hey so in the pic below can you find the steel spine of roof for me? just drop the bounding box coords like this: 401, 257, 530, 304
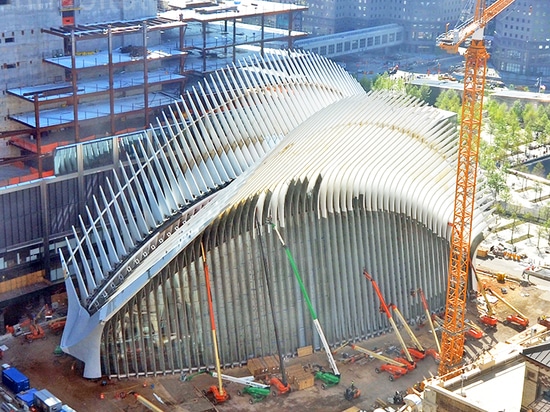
222, 91, 488, 242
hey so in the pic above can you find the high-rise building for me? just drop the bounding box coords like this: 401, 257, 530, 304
297, 0, 549, 76
0, 0, 306, 184
298, 0, 464, 53
492, 0, 550, 77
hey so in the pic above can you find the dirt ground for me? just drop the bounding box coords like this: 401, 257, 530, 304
2, 260, 549, 412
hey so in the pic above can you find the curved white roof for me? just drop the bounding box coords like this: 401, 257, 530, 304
225, 91, 488, 240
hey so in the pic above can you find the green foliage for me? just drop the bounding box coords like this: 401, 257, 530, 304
373, 73, 406, 92
359, 76, 373, 92
485, 167, 509, 198
533, 162, 545, 178
434, 89, 461, 114
406, 84, 432, 104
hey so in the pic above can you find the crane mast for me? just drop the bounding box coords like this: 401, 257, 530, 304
437, 0, 515, 377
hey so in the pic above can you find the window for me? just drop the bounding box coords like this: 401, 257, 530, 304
5, 37, 14, 43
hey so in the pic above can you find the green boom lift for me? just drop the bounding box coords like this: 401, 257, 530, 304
271, 222, 341, 388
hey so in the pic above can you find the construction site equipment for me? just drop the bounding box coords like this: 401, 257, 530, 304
464, 320, 484, 340
351, 345, 415, 370
344, 383, 361, 401
472, 265, 498, 328
237, 386, 271, 404
25, 323, 45, 342
271, 223, 340, 385
34, 388, 62, 412
416, 288, 441, 353
362, 270, 415, 364
129, 392, 164, 412
315, 370, 341, 389
486, 288, 529, 330
211, 372, 269, 389
435, 314, 482, 340
256, 218, 291, 396
269, 376, 291, 396
374, 364, 408, 382
436, 0, 516, 377
200, 243, 230, 405
538, 316, 550, 329
48, 318, 66, 335
389, 305, 426, 361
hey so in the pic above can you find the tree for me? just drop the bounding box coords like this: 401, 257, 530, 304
373, 73, 406, 93
499, 190, 512, 211
510, 210, 518, 244
533, 162, 545, 178
359, 76, 374, 92
406, 84, 432, 105
534, 181, 543, 202
515, 164, 529, 190
525, 212, 533, 240
485, 167, 508, 198
434, 89, 461, 114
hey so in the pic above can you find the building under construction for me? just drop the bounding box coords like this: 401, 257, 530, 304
55, 51, 492, 379
0, 0, 306, 183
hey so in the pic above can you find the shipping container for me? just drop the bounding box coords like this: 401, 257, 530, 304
1, 367, 30, 394
34, 389, 62, 412
16, 388, 37, 408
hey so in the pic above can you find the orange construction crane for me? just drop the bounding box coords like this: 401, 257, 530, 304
436, 0, 516, 377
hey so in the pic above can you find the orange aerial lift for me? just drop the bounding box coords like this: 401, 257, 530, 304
415, 289, 441, 354
200, 243, 231, 405
25, 322, 46, 342
436, 0, 516, 377
464, 319, 484, 340
362, 270, 416, 366
389, 304, 426, 361
471, 265, 498, 328
486, 288, 529, 330
350, 344, 414, 381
